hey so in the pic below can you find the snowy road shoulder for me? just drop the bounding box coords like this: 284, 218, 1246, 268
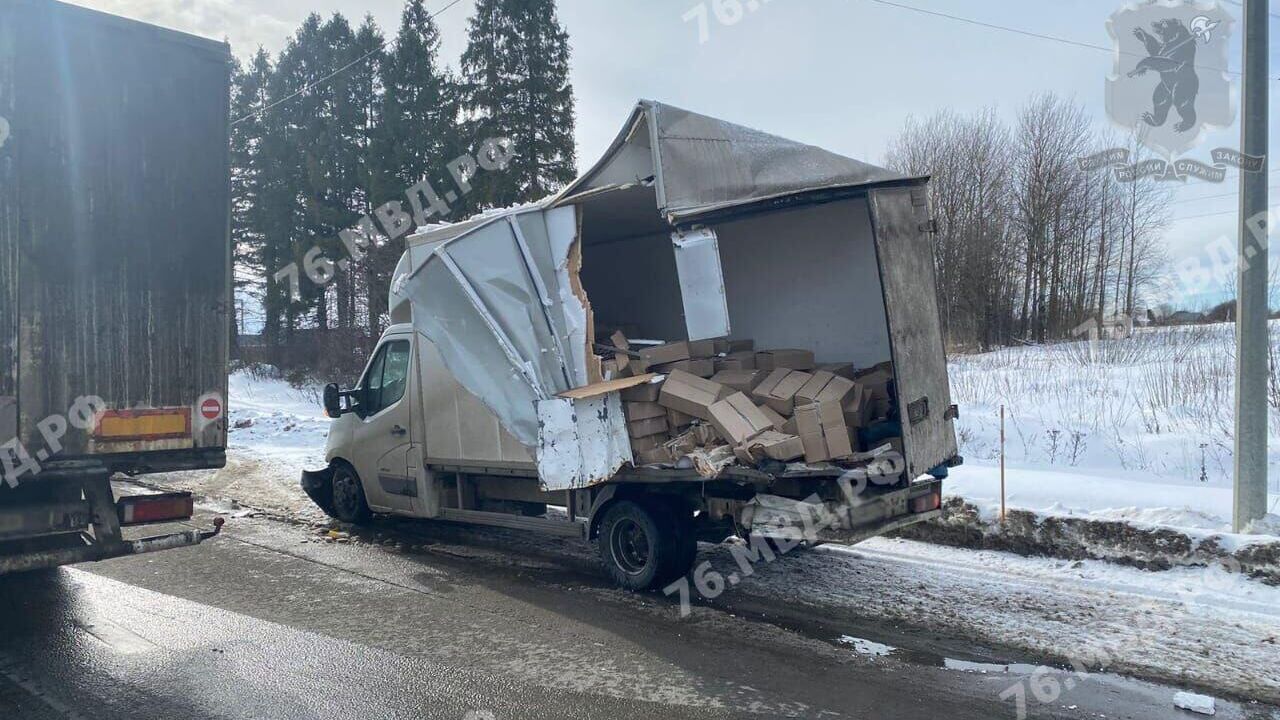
716, 535, 1280, 708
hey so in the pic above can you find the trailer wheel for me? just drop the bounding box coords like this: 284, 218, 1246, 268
330, 465, 372, 525
597, 501, 678, 591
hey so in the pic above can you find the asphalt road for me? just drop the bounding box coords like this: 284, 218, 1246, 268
0, 505, 1274, 720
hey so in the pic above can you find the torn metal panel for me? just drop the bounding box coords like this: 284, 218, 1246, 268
397, 207, 597, 464
671, 229, 731, 341
535, 393, 631, 491
555, 99, 919, 224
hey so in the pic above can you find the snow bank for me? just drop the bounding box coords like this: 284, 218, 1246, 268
947, 322, 1280, 538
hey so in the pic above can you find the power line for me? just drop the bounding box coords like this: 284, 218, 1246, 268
1219, 0, 1280, 22
1172, 180, 1280, 203
1173, 204, 1278, 222
856, 0, 1269, 80
231, 0, 466, 127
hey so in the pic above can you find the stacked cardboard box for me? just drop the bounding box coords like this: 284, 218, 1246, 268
605, 337, 899, 469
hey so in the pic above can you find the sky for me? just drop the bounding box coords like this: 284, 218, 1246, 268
70, 0, 1279, 309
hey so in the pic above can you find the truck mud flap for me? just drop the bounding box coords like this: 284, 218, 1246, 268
301, 467, 336, 515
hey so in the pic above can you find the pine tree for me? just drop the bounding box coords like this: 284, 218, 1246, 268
384, 0, 457, 191
350, 15, 391, 336
460, 0, 576, 212
229, 50, 272, 343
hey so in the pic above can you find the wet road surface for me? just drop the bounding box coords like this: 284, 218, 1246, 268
0, 505, 1275, 720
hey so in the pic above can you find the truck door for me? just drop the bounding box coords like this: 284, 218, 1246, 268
868, 186, 959, 479
350, 338, 416, 514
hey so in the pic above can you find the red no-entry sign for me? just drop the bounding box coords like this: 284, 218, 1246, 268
200, 398, 222, 420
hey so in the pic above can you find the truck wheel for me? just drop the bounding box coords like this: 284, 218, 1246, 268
330, 465, 372, 525
597, 501, 678, 591
655, 503, 698, 584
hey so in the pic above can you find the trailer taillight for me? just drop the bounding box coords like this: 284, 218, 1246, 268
118, 493, 195, 526
911, 490, 941, 514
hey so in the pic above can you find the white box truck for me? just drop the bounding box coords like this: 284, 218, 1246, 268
303, 101, 960, 589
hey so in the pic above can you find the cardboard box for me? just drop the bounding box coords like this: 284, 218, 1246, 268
714, 357, 743, 373
628, 416, 669, 439
707, 392, 773, 445
713, 338, 731, 355
688, 339, 718, 358
601, 358, 620, 379
610, 331, 632, 374
658, 369, 731, 421
796, 371, 858, 408
653, 357, 716, 378
781, 416, 798, 435
690, 423, 718, 446
751, 369, 813, 415
856, 365, 895, 419
756, 349, 815, 371
818, 362, 858, 380
638, 341, 690, 369
625, 401, 666, 421
714, 352, 757, 373
738, 430, 805, 462
636, 446, 674, 465
711, 369, 766, 394
819, 400, 855, 459
621, 379, 664, 403
727, 339, 755, 353
756, 403, 787, 432
793, 403, 829, 462
666, 408, 696, 430
725, 350, 757, 369
843, 384, 874, 428
630, 434, 666, 452
792, 401, 856, 462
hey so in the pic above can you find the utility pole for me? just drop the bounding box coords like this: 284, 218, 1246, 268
1234, 0, 1270, 533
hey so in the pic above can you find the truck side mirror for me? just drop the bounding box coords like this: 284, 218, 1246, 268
323, 383, 343, 418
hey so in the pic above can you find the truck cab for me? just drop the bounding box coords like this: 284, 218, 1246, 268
321, 326, 421, 520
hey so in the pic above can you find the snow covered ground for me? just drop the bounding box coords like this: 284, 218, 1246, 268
148, 368, 330, 520
743, 536, 1280, 706
947, 321, 1280, 537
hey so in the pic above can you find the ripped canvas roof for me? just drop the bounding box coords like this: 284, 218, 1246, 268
554, 99, 918, 223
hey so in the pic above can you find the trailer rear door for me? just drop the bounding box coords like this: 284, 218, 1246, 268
868, 185, 958, 479
0, 11, 15, 450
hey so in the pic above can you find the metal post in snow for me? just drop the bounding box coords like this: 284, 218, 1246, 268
1000, 404, 1007, 523
1233, 0, 1270, 533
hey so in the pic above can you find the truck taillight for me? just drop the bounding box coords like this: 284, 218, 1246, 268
118, 493, 195, 526
911, 490, 941, 514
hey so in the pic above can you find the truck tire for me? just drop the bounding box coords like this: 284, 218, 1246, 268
330, 465, 372, 525
652, 501, 698, 584
597, 500, 680, 591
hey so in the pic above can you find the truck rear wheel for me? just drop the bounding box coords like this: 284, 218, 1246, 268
330, 465, 372, 525
598, 501, 681, 591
